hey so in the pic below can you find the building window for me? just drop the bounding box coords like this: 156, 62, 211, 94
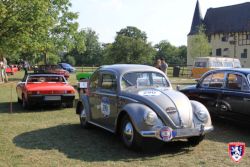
222, 34, 228, 41
241, 49, 247, 58
207, 35, 211, 43
247, 34, 250, 39
216, 48, 221, 56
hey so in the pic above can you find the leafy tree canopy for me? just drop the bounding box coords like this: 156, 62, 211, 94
189, 24, 212, 59
116, 26, 147, 41
104, 35, 156, 65
0, 0, 86, 63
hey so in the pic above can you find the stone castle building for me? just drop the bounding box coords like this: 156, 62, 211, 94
187, 0, 250, 68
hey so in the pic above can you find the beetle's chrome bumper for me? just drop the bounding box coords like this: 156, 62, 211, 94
140, 125, 214, 138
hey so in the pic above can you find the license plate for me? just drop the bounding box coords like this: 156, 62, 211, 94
44, 96, 61, 101
79, 82, 88, 88
173, 128, 200, 137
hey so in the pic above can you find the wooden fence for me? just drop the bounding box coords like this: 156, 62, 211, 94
75, 64, 193, 77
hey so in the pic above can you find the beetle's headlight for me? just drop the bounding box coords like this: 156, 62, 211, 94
144, 111, 157, 126
195, 107, 208, 122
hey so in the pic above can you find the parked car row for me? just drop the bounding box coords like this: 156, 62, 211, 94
17, 64, 250, 152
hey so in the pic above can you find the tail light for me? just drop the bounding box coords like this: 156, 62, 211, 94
64, 90, 75, 94
86, 81, 89, 96
27, 91, 38, 94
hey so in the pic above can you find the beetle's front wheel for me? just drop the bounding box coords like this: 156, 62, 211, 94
120, 115, 140, 150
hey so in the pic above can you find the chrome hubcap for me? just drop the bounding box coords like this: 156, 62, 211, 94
123, 122, 133, 143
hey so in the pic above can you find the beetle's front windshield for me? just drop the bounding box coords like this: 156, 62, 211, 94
121, 72, 170, 88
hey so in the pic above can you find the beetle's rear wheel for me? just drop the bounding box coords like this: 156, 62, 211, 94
79, 105, 91, 129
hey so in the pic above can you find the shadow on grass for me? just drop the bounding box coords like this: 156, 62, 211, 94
0, 101, 72, 114
13, 124, 193, 162
205, 116, 250, 145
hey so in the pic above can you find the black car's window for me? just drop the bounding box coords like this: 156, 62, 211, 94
209, 73, 225, 88
200, 74, 212, 87
101, 74, 117, 91
226, 73, 249, 91
89, 73, 99, 90
122, 72, 169, 88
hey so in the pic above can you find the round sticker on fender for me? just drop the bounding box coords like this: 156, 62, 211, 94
138, 90, 161, 96
101, 97, 110, 118
155, 127, 173, 141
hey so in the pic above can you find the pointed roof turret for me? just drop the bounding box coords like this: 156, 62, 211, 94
188, 0, 203, 35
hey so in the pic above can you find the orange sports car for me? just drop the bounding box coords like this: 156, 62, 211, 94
16, 74, 75, 109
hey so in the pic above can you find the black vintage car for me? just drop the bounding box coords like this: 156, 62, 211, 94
179, 68, 250, 124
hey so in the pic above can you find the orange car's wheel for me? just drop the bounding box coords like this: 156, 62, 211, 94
22, 95, 29, 109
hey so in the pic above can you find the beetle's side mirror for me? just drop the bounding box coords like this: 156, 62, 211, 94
176, 85, 180, 90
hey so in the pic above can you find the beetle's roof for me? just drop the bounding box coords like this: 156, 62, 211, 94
97, 64, 164, 75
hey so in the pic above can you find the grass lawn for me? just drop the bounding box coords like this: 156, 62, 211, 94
0, 70, 249, 166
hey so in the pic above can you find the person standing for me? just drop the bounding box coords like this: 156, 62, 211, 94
160, 58, 168, 76
155, 59, 161, 70
23, 57, 29, 75
0, 55, 8, 82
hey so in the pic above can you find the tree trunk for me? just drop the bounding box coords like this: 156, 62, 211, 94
45, 52, 47, 64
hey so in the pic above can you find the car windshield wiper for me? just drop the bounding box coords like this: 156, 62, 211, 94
122, 77, 135, 86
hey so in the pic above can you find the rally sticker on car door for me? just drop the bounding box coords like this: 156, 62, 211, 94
101, 97, 110, 118
138, 90, 161, 96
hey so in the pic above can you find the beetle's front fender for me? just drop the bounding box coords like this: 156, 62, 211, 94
117, 103, 165, 135
190, 100, 212, 130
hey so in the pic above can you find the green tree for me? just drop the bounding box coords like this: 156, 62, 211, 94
0, 0, 86, 63
178, 45, 187, 64
66, 55, 76, 66
116, 26, 147, 41
189, 24, 212, 59
106, 35, 156, 64
154, 40, 178, 64
66, 28, 102, 65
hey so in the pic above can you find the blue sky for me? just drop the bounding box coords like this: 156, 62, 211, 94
70, 0, 249, 47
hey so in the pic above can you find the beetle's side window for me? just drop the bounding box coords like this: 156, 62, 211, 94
226, 73, 249, 91
209, 73, 225, 88
89, 73, 99, 90
200, 74, 212, 87
101, 74, 117, 91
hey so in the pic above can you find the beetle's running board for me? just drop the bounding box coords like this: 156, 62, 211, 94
88, 121, 115, 133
